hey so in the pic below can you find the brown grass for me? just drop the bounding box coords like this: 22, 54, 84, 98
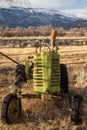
0, 46, 87, 130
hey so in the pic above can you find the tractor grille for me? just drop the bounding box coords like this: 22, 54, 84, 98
34, 58, 43, 89
51, 59, 60, 87
33, 52, 60, 93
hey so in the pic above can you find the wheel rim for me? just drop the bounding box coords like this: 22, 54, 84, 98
7, 98, 20, 122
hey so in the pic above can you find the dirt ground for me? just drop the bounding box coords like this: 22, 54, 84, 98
0, 46, 87, 130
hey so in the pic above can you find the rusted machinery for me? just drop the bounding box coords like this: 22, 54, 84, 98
0, 34, 83, 125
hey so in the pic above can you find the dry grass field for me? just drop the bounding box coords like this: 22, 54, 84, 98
0, 45, 87, 130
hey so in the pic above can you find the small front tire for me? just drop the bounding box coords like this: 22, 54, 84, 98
1, 93, 21, 124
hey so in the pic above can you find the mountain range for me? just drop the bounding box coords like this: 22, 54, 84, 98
0, 6, 87, 29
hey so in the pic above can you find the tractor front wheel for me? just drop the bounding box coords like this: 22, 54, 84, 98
1, 93, 21, 124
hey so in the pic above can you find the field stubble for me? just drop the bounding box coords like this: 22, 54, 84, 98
0, 45, 87, 130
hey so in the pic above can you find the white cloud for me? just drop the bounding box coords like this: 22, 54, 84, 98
0, 0, 85, 9
62, 8, 87, 19
0, 0, 31, 8
30, 0, 78, 9
29, 0, 87, 19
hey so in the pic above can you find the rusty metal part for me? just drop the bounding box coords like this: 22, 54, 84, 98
0, 52, 20, 65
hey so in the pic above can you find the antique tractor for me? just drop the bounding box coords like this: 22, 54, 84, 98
1, 35, 83, 125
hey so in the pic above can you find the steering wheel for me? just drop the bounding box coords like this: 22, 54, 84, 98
36, 43, 50, 53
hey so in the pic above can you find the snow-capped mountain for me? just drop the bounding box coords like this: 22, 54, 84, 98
0, 6, 87, 29
0, 0, 31, 8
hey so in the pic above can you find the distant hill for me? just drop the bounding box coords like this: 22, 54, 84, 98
0, 7, 87, 29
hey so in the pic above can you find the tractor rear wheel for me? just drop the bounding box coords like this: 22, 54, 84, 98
71, 94, 83, 124
60, 64, 68, 93
1, 93, 21, 124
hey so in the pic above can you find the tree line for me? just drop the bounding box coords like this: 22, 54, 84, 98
0, 25, 86, 37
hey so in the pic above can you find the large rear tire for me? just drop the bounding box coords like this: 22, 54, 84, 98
60, 64, 68, 93
1, 93, 21, 124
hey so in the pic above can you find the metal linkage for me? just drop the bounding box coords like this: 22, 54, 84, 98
0, 52, 20, 65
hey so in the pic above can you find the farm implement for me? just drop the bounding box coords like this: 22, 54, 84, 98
0, 32, 83, 125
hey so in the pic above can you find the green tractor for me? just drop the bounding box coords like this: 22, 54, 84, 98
1, 39, 83, 125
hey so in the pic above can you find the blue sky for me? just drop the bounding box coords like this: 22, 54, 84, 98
30, 0, 87, 19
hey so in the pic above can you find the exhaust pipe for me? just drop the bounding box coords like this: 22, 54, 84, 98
50, 30, 57, 51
